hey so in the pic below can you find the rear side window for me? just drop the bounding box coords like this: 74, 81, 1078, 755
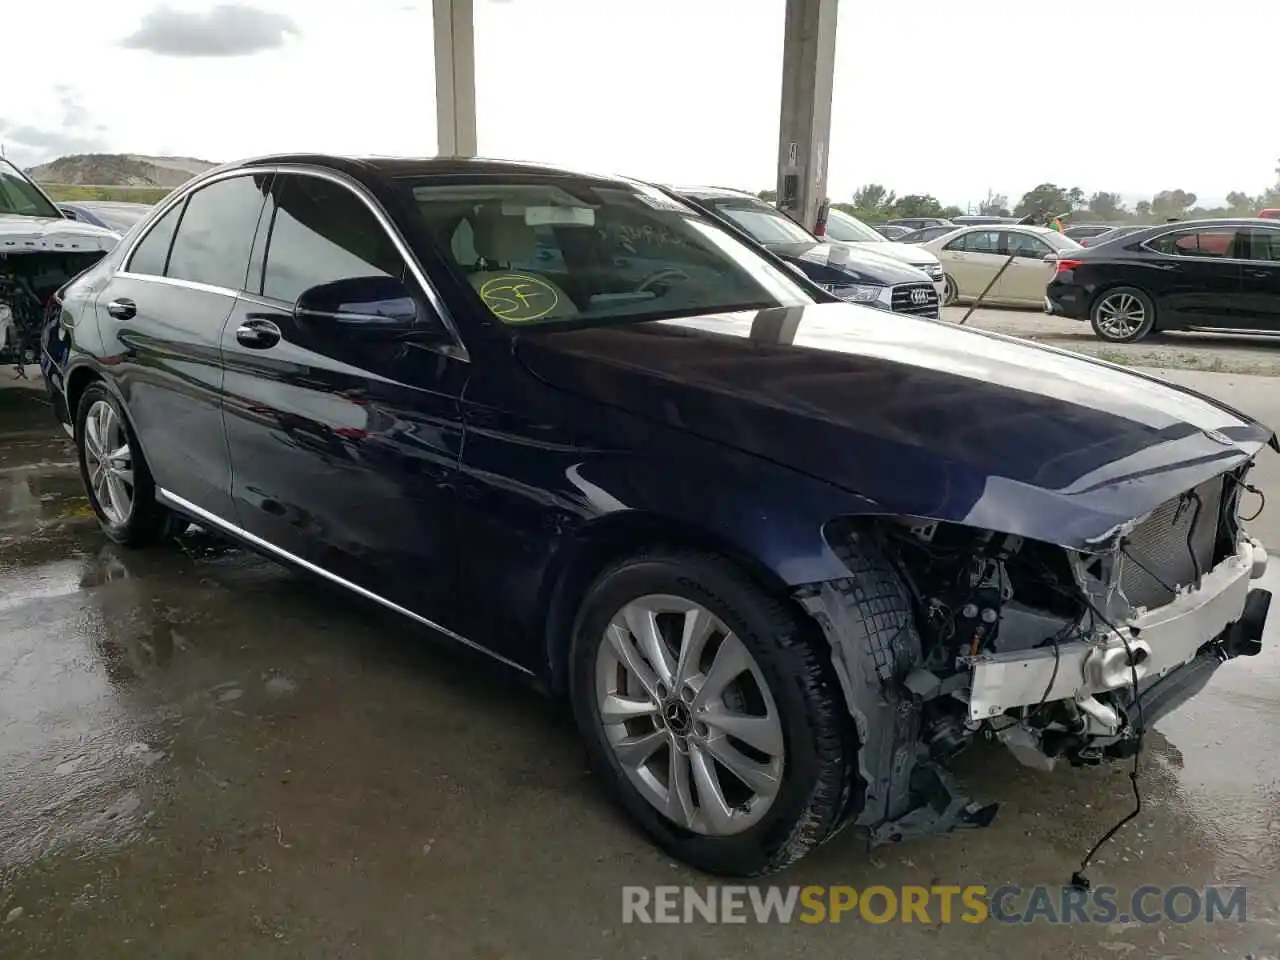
945, 230, 999, 253
1146, 228, 1239, 259
126, 201, 184, 276
1245, 229, 1280, 262
261, 174, 404, 304
167, 175, 270, 290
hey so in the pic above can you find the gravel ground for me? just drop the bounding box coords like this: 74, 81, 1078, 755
947, 306, 1280, 377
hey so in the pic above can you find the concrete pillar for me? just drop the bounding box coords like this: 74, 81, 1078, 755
775, 0, 838, 232
433, 0, 477, 157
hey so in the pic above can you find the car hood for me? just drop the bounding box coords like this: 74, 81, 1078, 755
766, 241, 932, 285
828, 239, 940, 268
0, 214, 119, 252
515, 302, 1275, 549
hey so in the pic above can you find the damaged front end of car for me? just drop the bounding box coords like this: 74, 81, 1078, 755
1, 249, 110, 369
796, 462, 1271, 844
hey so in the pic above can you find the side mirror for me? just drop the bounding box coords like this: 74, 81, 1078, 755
294, 275, 428, 337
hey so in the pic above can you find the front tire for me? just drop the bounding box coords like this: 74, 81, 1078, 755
569, 550, 857, 876
75, 383, 184, 547
942, 274, 959, 306
1090, 286, 1155, 342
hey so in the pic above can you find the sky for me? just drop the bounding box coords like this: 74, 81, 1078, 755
4, 0, 1277, 210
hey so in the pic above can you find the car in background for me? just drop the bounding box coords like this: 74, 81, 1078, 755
884, 216, 954, 231
41, 153, 1274, 878
1062, 224, 1114, 243
951, 215, 1018, 226
1078, 224, 1150, 247
820, 208, 946, 297
872, 223, 914, 240
897, 224, 961, 245
0, 159, 118, 363
922, 224, 1081, 307
1046, 218, 1280, 341
57, 201, 153, 234
1258, 209, 1280, 220
673, 186, 940, 316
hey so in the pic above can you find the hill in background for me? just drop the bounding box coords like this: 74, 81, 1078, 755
25, 153, 217, 188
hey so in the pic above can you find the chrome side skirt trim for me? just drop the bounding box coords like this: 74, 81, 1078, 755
156, 488, 532, 677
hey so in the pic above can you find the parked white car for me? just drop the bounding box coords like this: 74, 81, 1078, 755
823, 208, 945, 300
922, 224, 1081, 307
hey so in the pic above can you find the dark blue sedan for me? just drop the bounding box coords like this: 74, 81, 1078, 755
41, 154, 1274, 876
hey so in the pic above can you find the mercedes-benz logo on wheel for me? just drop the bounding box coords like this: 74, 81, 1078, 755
910, 289, 929, 305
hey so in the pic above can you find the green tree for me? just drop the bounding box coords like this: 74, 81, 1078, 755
1150, 189, 1197, 220
756, 189, 777, 202
1226, 191, 1259, 216
1014, 183, 1069, 218
1066, 187, 1086, 211
1134, 199, 1153, 219
893, 194, 943, 218
852, 182, 896, 215
939, 205, 965, 219
1087, 191, 1126, 220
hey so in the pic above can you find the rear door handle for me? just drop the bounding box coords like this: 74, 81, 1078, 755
235, 318, 281, 349
106, 298, 136, 321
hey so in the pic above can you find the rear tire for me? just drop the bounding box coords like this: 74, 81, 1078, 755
75, 383, 185, 547
569, 549, 858, 877
1090, 286, 1156, 342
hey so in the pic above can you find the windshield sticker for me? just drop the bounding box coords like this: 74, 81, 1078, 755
478, 274, 560, 323
634, 193, 689, 213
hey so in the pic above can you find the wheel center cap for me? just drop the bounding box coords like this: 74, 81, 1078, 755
663, 700, 692, 734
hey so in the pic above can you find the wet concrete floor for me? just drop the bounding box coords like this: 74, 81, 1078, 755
2, 386, 1279, 959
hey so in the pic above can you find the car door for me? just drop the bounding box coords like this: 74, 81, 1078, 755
97, 172, 271, 520
1141, 227, 1246, 329
1238, 226, 1280, 329
996, 230, 1056, 304
940, 229, 1003, 298
218, 169, 469, 626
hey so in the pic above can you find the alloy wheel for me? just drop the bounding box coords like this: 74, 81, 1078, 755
594, 594, 785, 837
1094, 291, 1147, 340
83, 399, 135, 526
943, 275, 959, 306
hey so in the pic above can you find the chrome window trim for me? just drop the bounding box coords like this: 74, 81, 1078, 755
117, 163, 471, 362
156, 487, 532, 677
115, 272, 238, 298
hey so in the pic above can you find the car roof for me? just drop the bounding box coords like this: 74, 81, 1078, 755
666, 185, 759, 201
224, 153, 635, 187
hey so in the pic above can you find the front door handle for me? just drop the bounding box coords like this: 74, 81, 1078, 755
106, 298, 136, 321
235, 318, 281, 349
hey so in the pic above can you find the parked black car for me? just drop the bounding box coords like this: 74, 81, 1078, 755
1045, 218, 1280, 341
43, 156, 1273, 876
671, 187, 940, 317
1080, 224, 1151, 248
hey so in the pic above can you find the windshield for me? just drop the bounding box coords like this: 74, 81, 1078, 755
408, 180, 816, 330
0, 160, 62, 219
705, 199, 815, 245
824, 209, 886, 243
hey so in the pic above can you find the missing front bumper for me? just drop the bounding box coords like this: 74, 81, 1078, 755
964, 538, 1268, 720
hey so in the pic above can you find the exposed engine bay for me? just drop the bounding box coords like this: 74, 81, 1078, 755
1, 252, 104, 367
799, 464, 1271, 844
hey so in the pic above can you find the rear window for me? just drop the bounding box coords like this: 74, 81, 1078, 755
407, 180, 814, 329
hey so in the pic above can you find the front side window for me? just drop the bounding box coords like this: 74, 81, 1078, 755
0, 160, 61, 219
261, 175, 404, 303
408, 179, 814, 329
167, 175, 270, 290
1244, 229, 1280, 262
1003, 231, 1053, 259
126, 201, 185, 277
